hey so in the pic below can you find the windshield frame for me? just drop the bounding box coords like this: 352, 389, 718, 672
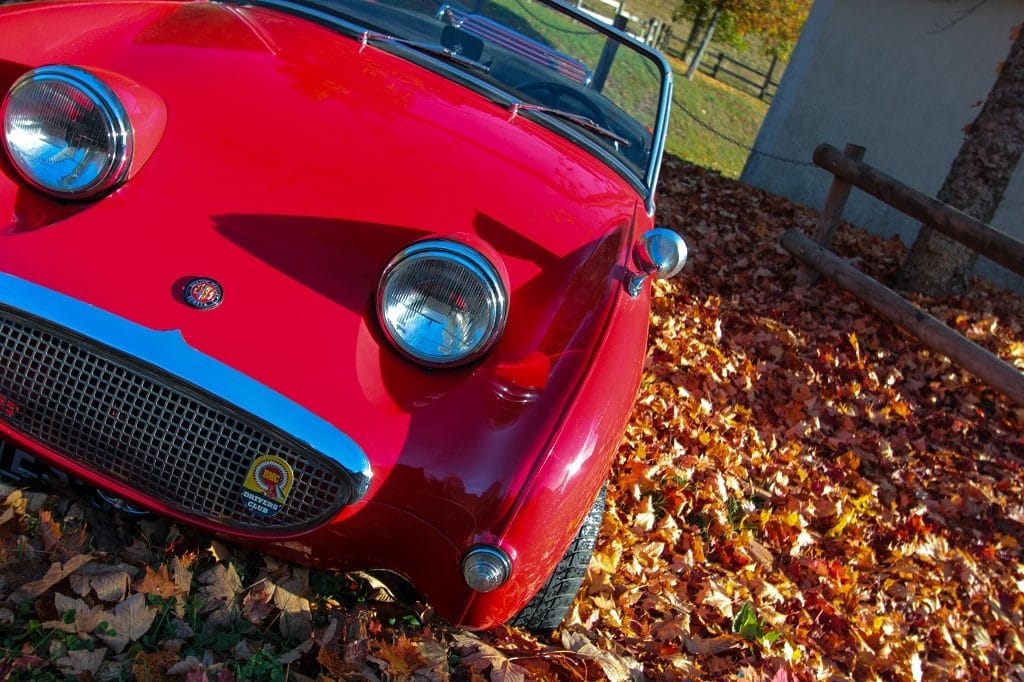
234, 0, 674, 213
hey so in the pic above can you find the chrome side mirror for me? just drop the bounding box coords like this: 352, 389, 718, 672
627, 228, 688, 296
634, 228, 688, 278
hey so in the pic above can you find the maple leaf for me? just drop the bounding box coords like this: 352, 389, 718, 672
206, 539, 233, 563
70, 562, 135, 602
317, 642, 355, 680
272, 569, 313, 640
414, 633, 449, 679
197, 562, 243, 628
453, 632, 513, 675
36, 510, 61, 553
279, 638, 315, 665
171, 556, 194, 594
698, 580, 735, 620
10, 554, 92, 604
685, 635, 742, 656
48, 593, 103, 634
135, 564, 184, 599
54, 648, 107, 677
490, 660, 527, 682
96, 592, 158, 653
1, 488, 28, 519
241, 579, 275, 625
561, 629, 632, 681
370, 634, 428, 678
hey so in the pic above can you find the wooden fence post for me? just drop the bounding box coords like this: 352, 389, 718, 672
798, 143, 865, 285
813, 144, 1024, 277
712, 52, 724, 78
760, 55, 778, 100
782, 230, 1024, 407
812, 143, 866, 248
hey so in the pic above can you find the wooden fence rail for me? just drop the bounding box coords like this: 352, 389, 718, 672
704, 51, 779, 101
783, 231, 1024, 405
813, 144, 1024, 277
782, 143, 1024, 407
575, 0, 672, 49
662, 35, 780, 101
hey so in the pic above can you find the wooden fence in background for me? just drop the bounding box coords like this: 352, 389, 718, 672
575, 0, 776, 100
575, 0, 673, 51
662, 35, 780, 101
701, 51, 779, 101
782, 143, 1024, 407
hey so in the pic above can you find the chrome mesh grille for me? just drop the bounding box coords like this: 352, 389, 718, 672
0, 307, 350, 531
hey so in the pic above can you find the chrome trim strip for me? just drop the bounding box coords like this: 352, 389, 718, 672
0, 273, 372, 497
647, 70, 673, 215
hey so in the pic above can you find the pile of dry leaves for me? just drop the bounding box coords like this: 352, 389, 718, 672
0, 156, 1021, 681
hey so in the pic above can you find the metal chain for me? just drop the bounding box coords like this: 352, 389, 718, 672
671, 98, 817, 167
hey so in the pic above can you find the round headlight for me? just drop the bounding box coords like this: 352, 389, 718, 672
378, 240, 508, 368
1, 65, 132, 198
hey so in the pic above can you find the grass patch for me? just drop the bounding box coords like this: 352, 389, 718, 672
665, 56, 768, 178
570, 0, 777, 178
451, 0, 769, 177
545, 1, 771, 177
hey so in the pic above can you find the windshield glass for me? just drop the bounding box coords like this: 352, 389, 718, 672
266, 0, 671, 193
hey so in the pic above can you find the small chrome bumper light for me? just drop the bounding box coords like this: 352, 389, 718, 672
461, 545, 512, 593
377, 239, 508, 368
1, 65, 132, 198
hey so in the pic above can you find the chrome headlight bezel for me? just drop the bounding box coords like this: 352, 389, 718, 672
1, 64, 133, 199
377, 239, 508, 368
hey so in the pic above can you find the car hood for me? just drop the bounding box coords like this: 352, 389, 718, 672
0, 0, 644, 540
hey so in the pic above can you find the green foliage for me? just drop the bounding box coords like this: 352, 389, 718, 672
670, 0, 810, 58
234, 649, 287, 681
726, 496, 745, 526
665, 60, 768, 177
731, 602, 782, 646
673, 0, 746, 51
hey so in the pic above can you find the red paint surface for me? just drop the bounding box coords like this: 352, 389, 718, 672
0, 0, 655, 627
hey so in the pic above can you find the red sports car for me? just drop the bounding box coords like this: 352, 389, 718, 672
0, 0, 685, 629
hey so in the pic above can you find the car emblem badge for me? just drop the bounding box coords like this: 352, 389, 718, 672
183, 278, 223, 310
241, 455, 294, 517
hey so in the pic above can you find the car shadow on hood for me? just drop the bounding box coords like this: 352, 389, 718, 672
213, 213, 428, 315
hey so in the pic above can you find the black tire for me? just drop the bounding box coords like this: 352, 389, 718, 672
510, 485, 607, 631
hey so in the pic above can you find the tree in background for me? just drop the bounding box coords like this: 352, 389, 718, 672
742, 0, 813, 59
895, 24, 1024, 295
675, 0, 810, 79
676, 1, 711, 62
675, 0, 736, 79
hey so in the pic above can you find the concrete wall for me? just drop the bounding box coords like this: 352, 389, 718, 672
741, 0, 1024, 291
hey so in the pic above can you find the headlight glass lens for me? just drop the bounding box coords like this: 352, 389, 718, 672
1, 65, 132, 198
378, 240, 507, 367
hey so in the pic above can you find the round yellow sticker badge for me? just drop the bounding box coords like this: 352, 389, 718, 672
241, 455, 294, 517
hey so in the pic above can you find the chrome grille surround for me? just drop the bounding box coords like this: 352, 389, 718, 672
0, 275, 371, 532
